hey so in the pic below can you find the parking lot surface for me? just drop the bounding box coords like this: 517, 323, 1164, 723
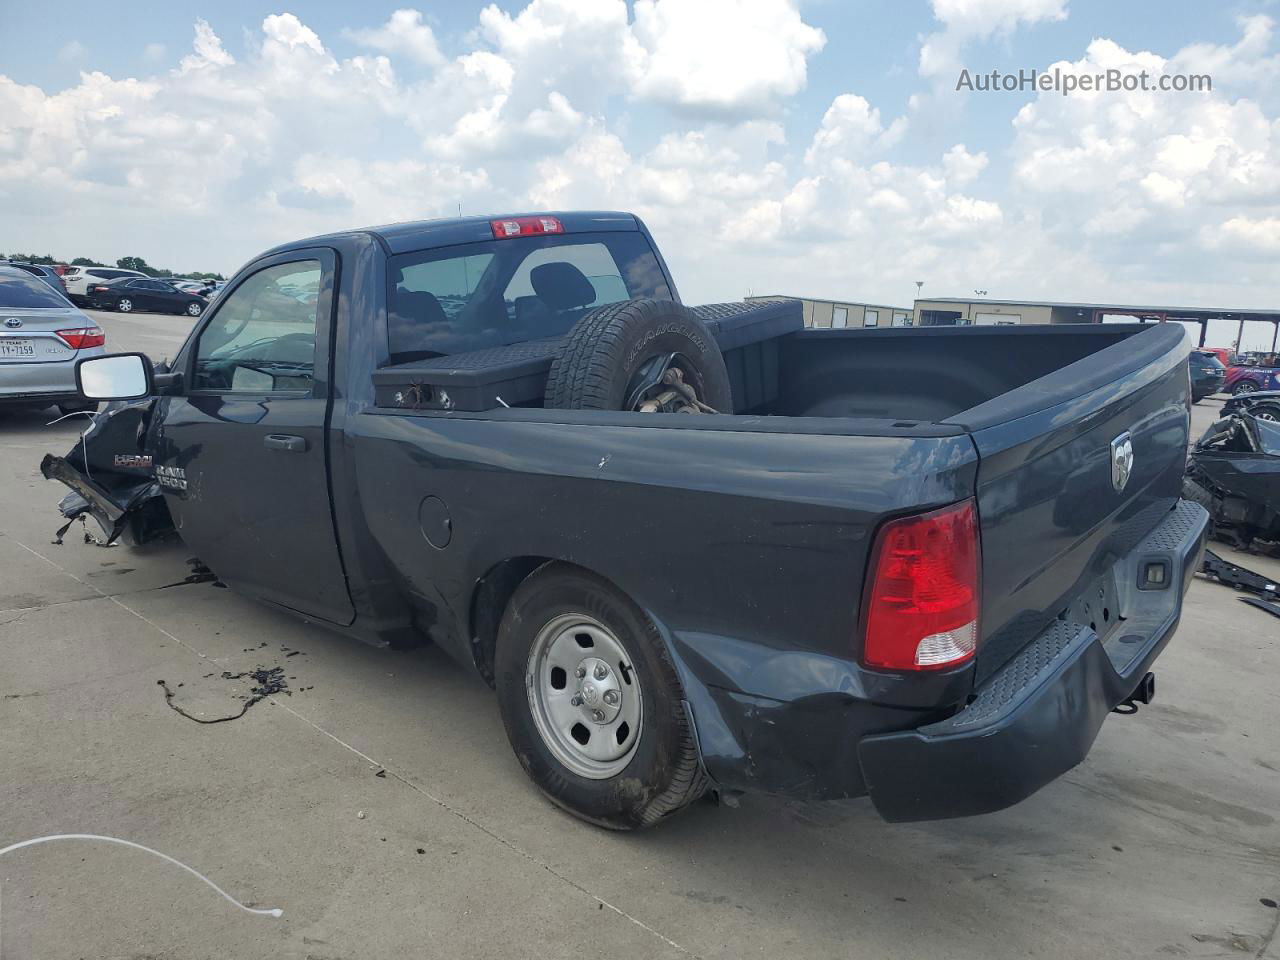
2, 309, 1278, 959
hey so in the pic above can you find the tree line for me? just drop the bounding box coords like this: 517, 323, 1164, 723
3, 252, 225, 281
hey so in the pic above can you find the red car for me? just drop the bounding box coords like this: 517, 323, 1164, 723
1225, 354, 1280, 395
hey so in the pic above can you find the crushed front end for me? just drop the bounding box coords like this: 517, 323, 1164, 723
1183, 412, 1280, 555
40, 399, 174, 546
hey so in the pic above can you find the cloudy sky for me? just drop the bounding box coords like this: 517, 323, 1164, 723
2, 0, 1278, 328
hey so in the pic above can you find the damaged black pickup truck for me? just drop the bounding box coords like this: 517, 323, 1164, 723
44, 211, 1209, 829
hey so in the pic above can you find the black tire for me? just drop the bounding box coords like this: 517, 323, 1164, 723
185, 300, 204, 317
1250, 402, 1280, 422
1233, 380, 1259, 395
545, 299, 731, 412
494, 563, 708, 829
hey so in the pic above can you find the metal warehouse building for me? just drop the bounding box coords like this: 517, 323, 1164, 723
746, 295, 913, 329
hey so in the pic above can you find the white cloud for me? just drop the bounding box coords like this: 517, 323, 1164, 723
805, 94, 907, 166
345, 9, 445, 67
942, 144, 988, 184
920, 0, 1068, 78
1206, 216, 1280, 256
57, 41, 86, 62
180, 19, 235, 72
629, 0, 826, 117
1007, 19, 1280, 300
1, 6, 1277, 314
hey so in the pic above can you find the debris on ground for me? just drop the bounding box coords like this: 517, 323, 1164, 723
1197, 550, 1280, 620
1199, 550, 1279, 597
156, 666, 297, 725
1240, 597, 1280, 620
160, 558, 226, 590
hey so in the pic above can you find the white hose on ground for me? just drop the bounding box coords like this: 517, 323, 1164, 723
0, 834, 283, 918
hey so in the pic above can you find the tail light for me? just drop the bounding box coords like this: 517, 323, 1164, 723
861, 499, 980, 671
92, 285, 109, 293
56, 327, 106, 349
490, 216, 563, 239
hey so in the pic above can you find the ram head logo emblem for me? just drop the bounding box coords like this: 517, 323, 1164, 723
1110, 432, 1134, 492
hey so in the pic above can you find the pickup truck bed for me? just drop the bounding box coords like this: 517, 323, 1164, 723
45, 210, 1208, 828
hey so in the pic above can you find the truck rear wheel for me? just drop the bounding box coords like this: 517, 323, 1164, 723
545, 299, 731, 412
494, 563, 708, 829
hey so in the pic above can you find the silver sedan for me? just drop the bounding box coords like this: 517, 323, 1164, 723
0, 265, 106, 414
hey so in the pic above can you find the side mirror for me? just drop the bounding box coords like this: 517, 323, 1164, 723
76, 353, 153, 401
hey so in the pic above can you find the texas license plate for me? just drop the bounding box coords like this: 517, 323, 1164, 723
0, 339, 35, 359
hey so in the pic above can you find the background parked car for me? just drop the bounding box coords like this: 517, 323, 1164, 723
85, 276, 208, 316
0, 265, 104, 414
1225, 354, 1280, 395
0, 261, 68, 295
1190, 349, 1227, 402
62, 266, 148, 304
1200, 346, 1235, 367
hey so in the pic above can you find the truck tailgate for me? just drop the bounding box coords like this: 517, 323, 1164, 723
946, 323, 1191, 683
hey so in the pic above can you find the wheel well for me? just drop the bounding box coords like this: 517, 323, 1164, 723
468, 557, 642, 687
469, 556, 552, 687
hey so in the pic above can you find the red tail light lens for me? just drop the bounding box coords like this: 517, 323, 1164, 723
862, 499, 980, 671
490, 216, 564, 239
56, 327, 106, 349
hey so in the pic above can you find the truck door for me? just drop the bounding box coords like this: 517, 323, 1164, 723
154, 248, 354, 625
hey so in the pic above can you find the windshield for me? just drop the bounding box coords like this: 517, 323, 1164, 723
386, 231, 671, 362
0, 270, 72, 308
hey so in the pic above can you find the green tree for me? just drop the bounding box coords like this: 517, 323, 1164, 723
116, 256, 154, 275
71, 256, 105, 267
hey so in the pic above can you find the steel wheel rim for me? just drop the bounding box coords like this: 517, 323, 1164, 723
525, 613, 643, 779
1237, 381, 1257, 393
118, 299, 132, 312
1257, 408, 1279, 422
187, 302, 201, 316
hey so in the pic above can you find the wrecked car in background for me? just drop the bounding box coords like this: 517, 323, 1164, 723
1221, 388, 1280, 423
1184, 411, 1280, 555
43, 211, 1209, 830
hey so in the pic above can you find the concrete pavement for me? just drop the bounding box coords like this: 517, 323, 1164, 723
1, 310, 1278, 959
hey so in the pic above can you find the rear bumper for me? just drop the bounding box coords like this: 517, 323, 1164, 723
0, 350, 101, 403
857, 499, 1208, 821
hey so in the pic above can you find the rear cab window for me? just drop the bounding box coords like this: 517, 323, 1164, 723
385, 231, 671, 364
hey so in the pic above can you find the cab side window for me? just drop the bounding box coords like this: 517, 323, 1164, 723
191, 260, 321, 394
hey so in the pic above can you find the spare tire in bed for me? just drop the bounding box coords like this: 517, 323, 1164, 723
545, 299, 732, 412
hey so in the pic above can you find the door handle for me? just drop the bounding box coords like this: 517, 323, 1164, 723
264, 434, 307, 453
